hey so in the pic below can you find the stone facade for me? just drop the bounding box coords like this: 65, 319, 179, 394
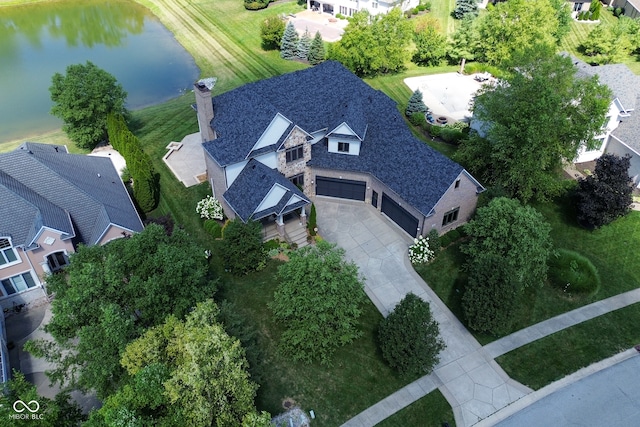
194, 82, 216, 143
277, 127, 313, 195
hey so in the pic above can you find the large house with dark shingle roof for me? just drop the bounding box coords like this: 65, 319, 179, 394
196, 61, 483, 239
572, 57, 640, 187
0, 142, 143, 310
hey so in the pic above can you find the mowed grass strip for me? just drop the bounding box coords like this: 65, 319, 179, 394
375, 389, 455, 427
496, 302, 640, 390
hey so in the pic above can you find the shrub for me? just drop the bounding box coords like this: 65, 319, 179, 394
439, 228, 461, 247
426, 229, 441, 253
423, 1, 431, 10
408, 235, 436, 264
409, 112, 427, 127
428, 124, 442, 137
548, 249, 600, 297
263, 239, 280, 252
336, 13, 346, 19
378, 293, 445, 378
307, 203, 317, 236
196, 195, 224, 220
244, 0, 268, 10
412, 7, 419, 15
204, 219, 222, 238
417, 5, 426, 11
439, 127, 464, 144
221, 219, 265, 275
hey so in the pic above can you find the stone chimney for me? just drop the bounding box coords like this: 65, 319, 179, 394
194, 77, 217, 143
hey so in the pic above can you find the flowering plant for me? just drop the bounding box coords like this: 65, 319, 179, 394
196, 195, 223, 220
408, 235, 435, 264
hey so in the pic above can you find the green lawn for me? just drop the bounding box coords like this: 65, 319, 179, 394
375, 389, 455, 427
429, 0, 458, 35
497, 302, 640, 390
417, 189, 640, 345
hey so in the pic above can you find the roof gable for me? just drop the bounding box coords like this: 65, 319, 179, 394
249, 113, 293, 156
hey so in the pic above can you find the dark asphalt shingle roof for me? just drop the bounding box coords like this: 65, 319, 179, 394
224, 159, 310, 222
0, 143, 143, 247
204, 61, 469, 217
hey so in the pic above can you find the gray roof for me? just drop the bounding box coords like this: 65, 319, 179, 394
0, 143, 143, 248
572, 57, 640, 111
611, 96, 640, 154
204, 61, 472, 217
223, 159, 310, 222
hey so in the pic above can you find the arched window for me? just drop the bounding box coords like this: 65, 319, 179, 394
0, 238, 18, 267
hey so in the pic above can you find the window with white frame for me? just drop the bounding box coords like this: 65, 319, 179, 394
0, 238, 18, 268
338, 142, 350, 153
1, 272, 37, 296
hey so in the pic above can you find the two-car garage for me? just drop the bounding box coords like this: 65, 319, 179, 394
315, 176, 420, 237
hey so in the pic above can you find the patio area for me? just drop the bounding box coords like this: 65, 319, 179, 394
405, 72, 492, 122
163, 132, 207, 187
286, 10, 347, 42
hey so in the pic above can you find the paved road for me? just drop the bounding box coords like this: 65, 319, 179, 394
496, 354, 640, 427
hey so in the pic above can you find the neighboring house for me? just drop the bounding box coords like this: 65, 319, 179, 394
572, 57, 640, 187
611, 0, 640, 18
568, 0, 592, 15
306, 0, 418, 16
196, 61, 484, 239
0, 142, 144, 310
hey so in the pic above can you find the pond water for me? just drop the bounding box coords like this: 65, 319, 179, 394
0, 0, 199, 144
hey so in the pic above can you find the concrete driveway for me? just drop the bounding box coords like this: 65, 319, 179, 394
315, 198, 530, 426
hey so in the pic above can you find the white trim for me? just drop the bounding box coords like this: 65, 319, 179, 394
248, 113, 293, 156
254, 183, 288, 213
276, 125, 313, 152
0, 237, 20, 270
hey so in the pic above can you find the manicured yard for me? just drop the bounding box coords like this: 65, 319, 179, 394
376, 389, 455, 427
417, 189, 640, 345
496, 302, 640, 390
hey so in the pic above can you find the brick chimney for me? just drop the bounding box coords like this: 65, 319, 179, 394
194, 78, 217, 143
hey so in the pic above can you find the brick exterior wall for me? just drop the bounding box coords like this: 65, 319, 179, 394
194, 83, 216, 143
428, 171, 481, 235
277, 127, 313, 195
204, 153, 237, 220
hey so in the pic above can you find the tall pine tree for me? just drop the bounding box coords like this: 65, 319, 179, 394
297, 28, 312, 60
280, 22, 299, 60
405, 89, 428, 117
453, 0, 479, 20
308, 31, 325, 65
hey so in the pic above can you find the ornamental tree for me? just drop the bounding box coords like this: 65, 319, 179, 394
405, 89, 428, 117
378, 293, 445, 377
308, 31, 326, 65
447, 15, 480, 65
88, 300, 266, 427
270, 241, 366, 365
260, 15, 285, 50
461, 197, 553, 334
456, 48, 612, 202
576, 153, 633, 228
50, 61, 127, 149
280, 22, 299, 59
25, 224, 214, 398
196, 195, 224, 220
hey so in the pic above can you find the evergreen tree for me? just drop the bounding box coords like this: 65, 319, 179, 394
297, 28, 312, 60
453, 0, 479, 20
280, 22, 299, 60
589, 0, 602, 20
308, 31, 326, 65
405, 89, 428, 117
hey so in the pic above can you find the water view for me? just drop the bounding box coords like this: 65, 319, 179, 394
0, 0, 199, 144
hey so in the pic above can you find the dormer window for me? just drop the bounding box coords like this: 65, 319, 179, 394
286, 146, 304, 163
0, 238, 18, 267
338, 142, 350, 153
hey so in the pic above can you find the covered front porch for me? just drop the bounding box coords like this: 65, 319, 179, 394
261, 206, 310, 248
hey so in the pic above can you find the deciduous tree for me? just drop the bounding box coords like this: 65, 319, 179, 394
476, 0, 559, 65
378, 293, 445, 377
461, 197, 553, 334
26, 225, 214, 398
447, 16, 480, 65
88, 300, 265, 427
50, 61, 127, 149
260, 15, 285, 50
270, 241, 366, 365
456, 48, 612, 202
412, 17, 447, 66
576, 153, 633, 228
329, 9, 412, 76
221, 219, 265, 275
